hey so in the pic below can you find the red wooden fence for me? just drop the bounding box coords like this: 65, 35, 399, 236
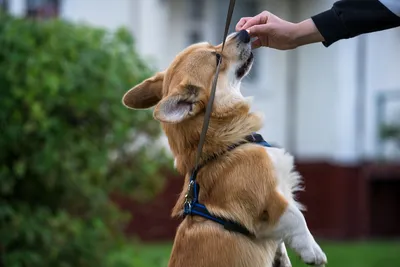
113, 161, 400, 241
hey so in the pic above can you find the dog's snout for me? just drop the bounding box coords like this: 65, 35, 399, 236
236, 30, 250, 43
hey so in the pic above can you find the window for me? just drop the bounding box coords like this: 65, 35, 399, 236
26, 0, 59, 18
376, 90, 400, 158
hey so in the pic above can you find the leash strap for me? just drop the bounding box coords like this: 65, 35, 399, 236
194, 0, 236, 171
184, 0, 250, 237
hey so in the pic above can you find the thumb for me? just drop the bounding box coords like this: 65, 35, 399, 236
251, 38, 262, 50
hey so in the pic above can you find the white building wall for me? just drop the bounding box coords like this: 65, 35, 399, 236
364, 28, 400, 159
61, 0, 132, 31
61, 0, 170, 70
294, 0, 399, 162
166, 0, 190, 67
290, 0, 341, 160
247, 0, 291, 149
47, 0, 400, 162
132, 0, 169, 70
333, 37, 360, 163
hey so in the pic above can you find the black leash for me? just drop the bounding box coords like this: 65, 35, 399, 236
183, 0, 255, 238
194, 0, 236, 171
182, 0, 275, 238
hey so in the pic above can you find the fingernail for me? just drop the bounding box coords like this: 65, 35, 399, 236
246, 29, 250, 33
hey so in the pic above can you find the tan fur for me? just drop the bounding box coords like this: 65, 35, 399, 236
123, 34, 293, 267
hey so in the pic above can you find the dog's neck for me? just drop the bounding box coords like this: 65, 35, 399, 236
162, 103, 263, 175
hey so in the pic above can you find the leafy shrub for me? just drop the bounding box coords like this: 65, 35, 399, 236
0, 13, 170, 267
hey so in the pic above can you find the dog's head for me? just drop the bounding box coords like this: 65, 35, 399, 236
122, 30, 254, 123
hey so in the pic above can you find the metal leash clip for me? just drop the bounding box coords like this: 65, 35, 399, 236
184, 180, 195, 214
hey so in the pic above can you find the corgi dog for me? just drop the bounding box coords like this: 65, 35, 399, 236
122, 30, 327, 267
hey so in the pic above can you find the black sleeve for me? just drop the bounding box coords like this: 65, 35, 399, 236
311, 0, 400, 47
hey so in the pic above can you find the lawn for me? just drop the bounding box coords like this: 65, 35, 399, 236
108, 240, 400, 267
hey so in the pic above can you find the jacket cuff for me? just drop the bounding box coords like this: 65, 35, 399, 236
311, 9, 349, 47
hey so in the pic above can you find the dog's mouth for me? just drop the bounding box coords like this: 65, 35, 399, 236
236, 52, 254, 79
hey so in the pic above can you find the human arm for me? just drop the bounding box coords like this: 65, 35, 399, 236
312, 0, 400, 47
236, 12, 324, 50
236, 0, 400, 50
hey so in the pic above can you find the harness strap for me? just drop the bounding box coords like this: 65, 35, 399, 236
191, 203, 252, 237
184, 133, 273, 238
195, 133, 272, 171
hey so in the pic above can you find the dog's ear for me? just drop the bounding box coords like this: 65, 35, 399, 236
122, 72, 164, 109
153, 84, 202, 123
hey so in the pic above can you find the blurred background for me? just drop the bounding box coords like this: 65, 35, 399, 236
0, 0, 399, 266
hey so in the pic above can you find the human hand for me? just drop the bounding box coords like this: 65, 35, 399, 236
236, 11, 324, 50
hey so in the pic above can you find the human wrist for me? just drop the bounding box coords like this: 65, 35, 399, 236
293, 18, 325, 47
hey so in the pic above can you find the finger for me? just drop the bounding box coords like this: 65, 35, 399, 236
236, 17, 251, 31
251, 38, 262, 50
241, 12, 269, 30
247, 25, 265, 38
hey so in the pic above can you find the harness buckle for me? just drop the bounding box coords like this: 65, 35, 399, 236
184, 180, 195, 214
184, 200, 192, 214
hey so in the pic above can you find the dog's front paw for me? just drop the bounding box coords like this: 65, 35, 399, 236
290, 234, 327, 267
301, 241, 327, 266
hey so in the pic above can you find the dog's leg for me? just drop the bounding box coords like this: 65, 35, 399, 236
272, 242, 292, 267
272, 201, 327, 267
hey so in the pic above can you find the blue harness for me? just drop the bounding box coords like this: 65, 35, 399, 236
183, 133, 272, 237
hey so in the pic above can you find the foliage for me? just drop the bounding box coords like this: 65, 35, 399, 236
0, 14, 170, 267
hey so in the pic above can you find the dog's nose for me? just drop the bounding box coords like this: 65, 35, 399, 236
236, 30, 250, 43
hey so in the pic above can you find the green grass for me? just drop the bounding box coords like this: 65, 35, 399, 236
107, 242, 171, 267
108, 240, 400, 267
288, 241, 400, 267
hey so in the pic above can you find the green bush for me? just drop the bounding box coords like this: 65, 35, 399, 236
0, 14, 170, 267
